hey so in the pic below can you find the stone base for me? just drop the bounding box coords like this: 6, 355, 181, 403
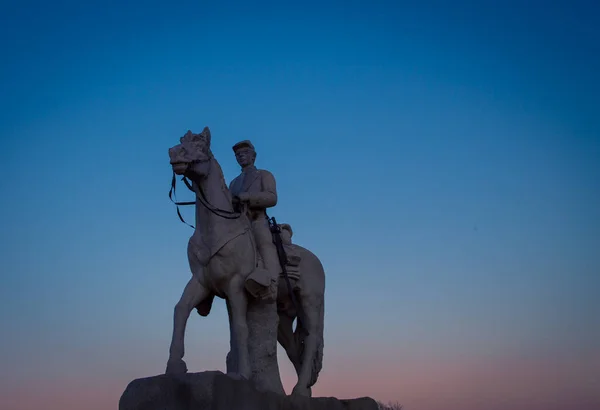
246, 297, 285, 394
226, 295, 285, 395
119, 371, 379, 410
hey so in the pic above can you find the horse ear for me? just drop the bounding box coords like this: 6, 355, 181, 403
201, 127, 212, 148
180, 130, 193, 143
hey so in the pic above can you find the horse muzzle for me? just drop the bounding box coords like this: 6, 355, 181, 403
171, 162, 189, 175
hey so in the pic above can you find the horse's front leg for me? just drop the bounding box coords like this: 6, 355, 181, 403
225, 299, 238, 374
226, 277, 251, 380
166, 277, 209, 374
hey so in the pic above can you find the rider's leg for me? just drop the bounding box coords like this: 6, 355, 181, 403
246, 216, 280, 301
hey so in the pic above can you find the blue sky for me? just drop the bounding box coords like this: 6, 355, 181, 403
1, 1, 599, 409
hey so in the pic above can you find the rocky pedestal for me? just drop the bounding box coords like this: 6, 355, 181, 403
228, 297, 285, 394
119, 371, 379, 410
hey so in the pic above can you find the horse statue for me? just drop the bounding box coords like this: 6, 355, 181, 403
166, 127, 325, 396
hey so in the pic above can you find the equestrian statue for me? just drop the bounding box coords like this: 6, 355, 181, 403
166, 127, 325, 397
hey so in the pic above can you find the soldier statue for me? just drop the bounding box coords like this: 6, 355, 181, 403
229, 140, 280, 302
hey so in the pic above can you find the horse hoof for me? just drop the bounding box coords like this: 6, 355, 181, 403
165, 358, 188, 375
291, 385, 311, 397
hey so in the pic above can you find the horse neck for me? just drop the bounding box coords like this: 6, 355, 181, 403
194, 157, 235, 222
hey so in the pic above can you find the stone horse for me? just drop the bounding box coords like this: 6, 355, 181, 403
166, 128, 325, 396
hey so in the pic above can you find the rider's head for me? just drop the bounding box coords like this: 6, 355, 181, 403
232, 140, 256, 168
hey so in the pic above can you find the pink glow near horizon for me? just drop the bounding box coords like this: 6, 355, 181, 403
1, 3, 600, 410
2, 352, 597, 410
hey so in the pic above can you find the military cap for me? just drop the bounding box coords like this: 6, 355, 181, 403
232, 140, 255, 152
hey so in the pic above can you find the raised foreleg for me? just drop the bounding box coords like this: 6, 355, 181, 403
166, 277, 210, 374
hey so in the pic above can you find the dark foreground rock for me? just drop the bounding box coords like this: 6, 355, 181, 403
119, 371, 378, 410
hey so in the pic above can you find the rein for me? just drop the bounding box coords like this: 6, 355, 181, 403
169, 172, 196, 229
182, 174, 243, 220
169, 164, 242, 229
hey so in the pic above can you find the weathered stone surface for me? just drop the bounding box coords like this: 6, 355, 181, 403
247, 298, 286, 394
119, 371, 378, 410
225, 298, 285, 395
166, 128, 326, 396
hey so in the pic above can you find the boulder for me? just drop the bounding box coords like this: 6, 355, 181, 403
119, 371, 378, 410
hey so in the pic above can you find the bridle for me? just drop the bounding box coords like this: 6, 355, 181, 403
168, 160, 242, 229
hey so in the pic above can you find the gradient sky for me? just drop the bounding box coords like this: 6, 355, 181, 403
1, 1, 599, 409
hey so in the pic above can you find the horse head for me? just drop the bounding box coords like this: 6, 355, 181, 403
169, 127, 212, 175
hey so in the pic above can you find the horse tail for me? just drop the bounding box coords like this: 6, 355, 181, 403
309, 296, 324, 388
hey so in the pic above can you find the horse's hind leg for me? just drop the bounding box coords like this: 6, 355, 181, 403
166, 277, 209, 375
278, 313, 301, 374
292, 296, 321, 397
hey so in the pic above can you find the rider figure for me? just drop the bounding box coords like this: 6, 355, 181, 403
229, 140, 280, 301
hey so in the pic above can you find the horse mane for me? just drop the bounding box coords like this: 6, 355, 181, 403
206, 153, 233, 205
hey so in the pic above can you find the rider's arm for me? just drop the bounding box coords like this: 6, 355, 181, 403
247, 170, 277, 209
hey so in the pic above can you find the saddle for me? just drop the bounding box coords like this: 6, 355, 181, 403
280, 243, 301, 281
